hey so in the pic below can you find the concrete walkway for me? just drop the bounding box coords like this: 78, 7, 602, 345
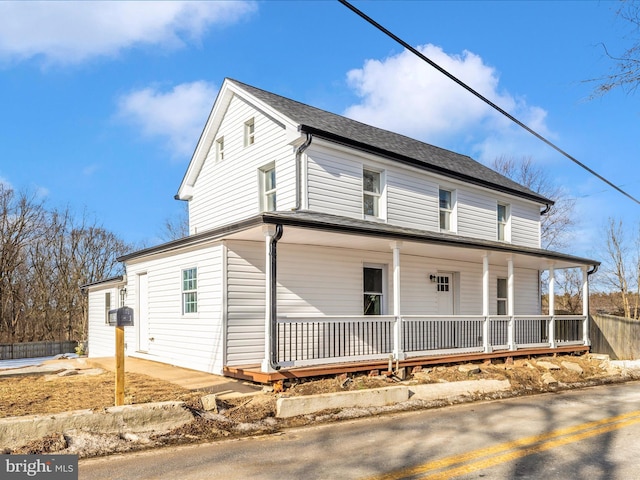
86, 357, 262, 395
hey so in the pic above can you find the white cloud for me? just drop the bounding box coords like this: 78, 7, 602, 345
344, 44, 553, 163
0, 1, 257, 65
117, 81, 218, 158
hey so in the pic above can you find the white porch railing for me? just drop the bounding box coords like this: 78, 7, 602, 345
276, 314, 587, 367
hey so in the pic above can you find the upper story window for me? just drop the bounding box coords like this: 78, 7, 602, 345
244, 118, 255, 147
439, 188, 454, 231
215, 137, 224, 161
497, 277, 508, 315
497, 203, 510, 241
182, 267, 198, 314
260, 164, 276, 211
363, 168, 382, 218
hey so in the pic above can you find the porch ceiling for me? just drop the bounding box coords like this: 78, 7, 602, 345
224, 213, 597, 271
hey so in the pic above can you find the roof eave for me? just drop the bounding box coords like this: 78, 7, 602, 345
299, 124, 554, 207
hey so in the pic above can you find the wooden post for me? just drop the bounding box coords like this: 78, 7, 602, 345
115, 325, 125, 406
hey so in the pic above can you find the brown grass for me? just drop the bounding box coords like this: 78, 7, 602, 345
0, 372, 200, 418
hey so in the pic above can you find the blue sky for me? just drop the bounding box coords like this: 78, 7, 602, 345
0, 1, 637, 261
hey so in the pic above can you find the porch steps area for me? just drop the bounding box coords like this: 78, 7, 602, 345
223, 345, 590, 384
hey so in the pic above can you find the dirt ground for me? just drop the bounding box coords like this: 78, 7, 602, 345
2, 353, 637, 457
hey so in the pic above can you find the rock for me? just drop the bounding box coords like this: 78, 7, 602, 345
542, 373, 558, 386
562, 361, 584, 375
201, 394, 218, 412
412, 370, 431, 381
395, 367, 408, 380
57, 369, 79, 377
120, 432, 139, 442
458, 364, 481, 375
537, 361, 560, 370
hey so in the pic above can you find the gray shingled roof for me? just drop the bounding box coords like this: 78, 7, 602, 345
228, 78, 552, 206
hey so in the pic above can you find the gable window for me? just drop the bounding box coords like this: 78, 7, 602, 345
497, 203, 509, 241
363, 266, 384, 315
439, 188, 453, 231
104, 292, 111, 324
215, 137, 224, 161
363, 168, 382, 218
244, 118, 255, 147
497, 277, 508, 315
182, 267, 198, 314
260, 164, 276, 211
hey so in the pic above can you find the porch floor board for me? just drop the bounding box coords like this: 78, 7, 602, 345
223, 345, 590, 384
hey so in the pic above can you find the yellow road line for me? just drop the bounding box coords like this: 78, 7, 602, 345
368, 409, 640, 480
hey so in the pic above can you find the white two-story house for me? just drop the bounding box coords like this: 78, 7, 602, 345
84, 78, 599, 382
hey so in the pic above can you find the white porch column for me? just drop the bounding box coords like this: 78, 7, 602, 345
261, 225, 277, 373
548, 264, 556, 348
507, 256, 516, 350
582, 266, 591, 346
482, 253, 491, 353
391, 241, 405, 360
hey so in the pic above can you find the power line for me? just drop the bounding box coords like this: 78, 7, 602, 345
338, 0, 640, 206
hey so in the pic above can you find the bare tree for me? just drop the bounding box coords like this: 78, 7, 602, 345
492, 156, 576, 250
0, 184, 130, 344
587, 0, 640, 97
598, 217, 637, 319
159, 202, 189, 242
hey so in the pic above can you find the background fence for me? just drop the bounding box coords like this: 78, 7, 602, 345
590, 314, 640, 360
0, 341, 77, 360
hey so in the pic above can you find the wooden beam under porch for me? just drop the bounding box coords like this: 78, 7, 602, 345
223, 345, 590, 384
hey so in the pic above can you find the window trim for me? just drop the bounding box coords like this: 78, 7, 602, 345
182, 267, 198, 315
363, 167, 385, 220
215, 136, 224, 162
244, 118, 255, 147
259, 163, 276, 212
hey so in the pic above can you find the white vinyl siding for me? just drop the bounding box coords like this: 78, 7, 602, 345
510, 201, 541, 248
386, 170, 439, 231
87, 284, 121, 358
124, 244, 225, 374
456, 190, 495, 240
189, 96, 295, 233
306, 146, 362, 218
225, 242, 266, 366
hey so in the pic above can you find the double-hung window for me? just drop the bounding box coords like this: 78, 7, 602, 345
260, 164, 276, 211
244, 118, 255, 147
439, 188, 453, 231
363, 168, 382, 218
497, 278, 508, 315
215, 137, 224, 161
363, 266, 384, 315
182, 267, 198, 314
497, 203, 509, 241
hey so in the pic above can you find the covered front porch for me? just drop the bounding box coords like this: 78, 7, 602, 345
222, 211, 598, 382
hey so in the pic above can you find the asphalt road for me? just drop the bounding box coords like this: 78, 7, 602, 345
79, 381, 640, 480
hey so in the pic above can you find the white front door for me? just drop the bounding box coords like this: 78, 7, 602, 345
138, 273, 149, 352
436, 274, 454, 315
